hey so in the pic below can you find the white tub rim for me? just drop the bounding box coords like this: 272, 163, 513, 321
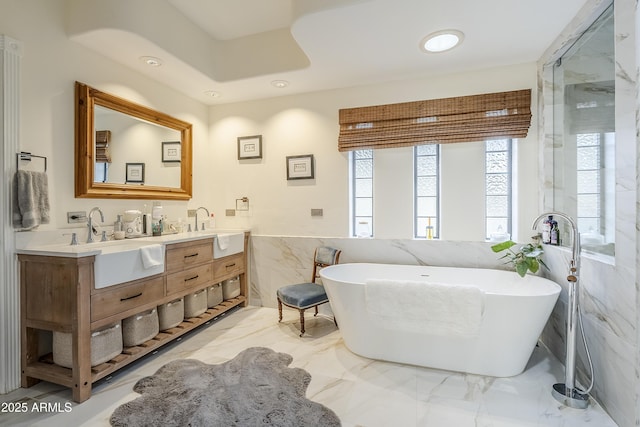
320, 262, 561, 297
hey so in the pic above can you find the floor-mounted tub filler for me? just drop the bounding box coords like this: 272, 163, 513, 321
320, 262, 560, 378
533, 212, 593, 409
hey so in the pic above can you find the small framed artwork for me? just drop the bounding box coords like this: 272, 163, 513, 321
286, 154, 315, 180
237, 135, 262, 159
162, 141, 181, 163
125, 162, 145, 184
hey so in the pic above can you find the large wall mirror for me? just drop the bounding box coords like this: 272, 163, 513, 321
75, 81, 193, 200
551, 4, 614, 256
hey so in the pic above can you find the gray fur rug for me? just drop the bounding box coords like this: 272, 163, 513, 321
110, 347, 341, 426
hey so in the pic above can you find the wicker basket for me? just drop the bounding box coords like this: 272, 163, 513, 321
222, 276, 241, 300
122, 309, 159, 347
53, 322, 122, 368
184, 289, 207, 318
207, 283, 223, 307
158, 298, 184, 330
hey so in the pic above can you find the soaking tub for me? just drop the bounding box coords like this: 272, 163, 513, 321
320, 263, 560, 377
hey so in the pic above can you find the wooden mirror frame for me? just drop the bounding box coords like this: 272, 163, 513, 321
75, 81, 193, 200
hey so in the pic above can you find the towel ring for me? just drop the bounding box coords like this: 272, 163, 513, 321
17, 151, 47, 172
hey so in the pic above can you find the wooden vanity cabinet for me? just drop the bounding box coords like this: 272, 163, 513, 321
18, 232, 249, 402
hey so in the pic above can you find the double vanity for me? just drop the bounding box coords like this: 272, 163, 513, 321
17, 230, 249, 402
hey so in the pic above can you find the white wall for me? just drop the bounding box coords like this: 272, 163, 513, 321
209, 63, 539, 241
1, 0, 539, 241
1, 0, 210, 229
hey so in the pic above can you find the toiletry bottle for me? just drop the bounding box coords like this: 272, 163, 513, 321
541, 215, 552, 244
142, 203, 149, 235
151, 201, 163, 236
210, 213, 216, 229
550, 218, 560, 245
114, 215, 125, 240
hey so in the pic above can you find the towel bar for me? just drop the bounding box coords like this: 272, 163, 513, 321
17, 151, 47, 172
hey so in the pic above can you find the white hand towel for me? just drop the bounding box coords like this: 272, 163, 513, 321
140, 244, 164, 269
217, 234, 230, 250
365, 279, 484, 336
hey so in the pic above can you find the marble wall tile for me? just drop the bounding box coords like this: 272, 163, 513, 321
537, 1, 639, 425
250, 235, 511, 310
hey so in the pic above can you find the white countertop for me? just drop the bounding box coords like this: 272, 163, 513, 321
16, 229, 247, 258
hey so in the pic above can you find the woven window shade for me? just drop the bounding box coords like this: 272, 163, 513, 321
95, 130, 112, 163
338, 89, 531, 152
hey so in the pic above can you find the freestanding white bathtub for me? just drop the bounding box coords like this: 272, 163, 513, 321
320, 263, 561, 377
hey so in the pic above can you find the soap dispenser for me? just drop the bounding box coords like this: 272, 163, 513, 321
151, 201, 163, 236
114, 215, 125, 240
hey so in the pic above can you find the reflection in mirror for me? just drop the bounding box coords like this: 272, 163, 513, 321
94, 106, 181, 188
552, 5, 614, 256
75, 81, 192, 200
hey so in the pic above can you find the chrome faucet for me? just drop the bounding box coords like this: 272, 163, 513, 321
87, 207, 105, 243
194, 206, 210, 231
532, 212, 589, 409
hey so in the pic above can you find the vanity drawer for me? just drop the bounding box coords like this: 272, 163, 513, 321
212, 253, 244, 282
91, 277, 164, 322
166, 263, 213, 296
165, 240, 213, 273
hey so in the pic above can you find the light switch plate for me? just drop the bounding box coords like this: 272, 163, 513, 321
187, 209, 196, 217
311, 208, 323, 217
226, 209, 236, 216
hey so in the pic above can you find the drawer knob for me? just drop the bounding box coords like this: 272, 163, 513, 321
120, 292, 143, 302
184, 253, 199, 259
185, 275, 199, 282
225, 263, 236, 269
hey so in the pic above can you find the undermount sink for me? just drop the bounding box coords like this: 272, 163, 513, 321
93, 240, 165, 289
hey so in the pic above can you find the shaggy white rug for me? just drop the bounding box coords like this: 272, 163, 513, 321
110, 347, 341, 426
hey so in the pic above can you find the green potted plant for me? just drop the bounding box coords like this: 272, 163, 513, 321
491, 238, 548, 277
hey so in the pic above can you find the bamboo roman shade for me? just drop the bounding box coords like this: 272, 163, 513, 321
338, 89, 532, 152
95, 130, 112, 163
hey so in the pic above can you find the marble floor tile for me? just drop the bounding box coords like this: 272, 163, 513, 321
0, 306, 618, 427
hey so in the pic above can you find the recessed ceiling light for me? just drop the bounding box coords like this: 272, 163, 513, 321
139, 56, 163, 67
271, 80, 289, 88
420, 30, 464, 53
204, 90, 221, 98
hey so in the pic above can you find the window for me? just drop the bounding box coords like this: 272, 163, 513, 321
575, 133, 603, 234
414, 144, 440, 238
485, 139, 512, 239
351, 149, 373, 237
94, 162, 108, 183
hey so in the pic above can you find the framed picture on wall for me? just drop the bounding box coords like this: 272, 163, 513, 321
162, 141, 181, 163
286, 154, 314, 180
125, 162, 145, 184
237, 135, 262, 159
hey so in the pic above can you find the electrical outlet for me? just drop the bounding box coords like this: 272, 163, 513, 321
225, 209, 236, 216
187, 209, 196, 217
67, 211, 87, 223
311, 208, 323, 217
